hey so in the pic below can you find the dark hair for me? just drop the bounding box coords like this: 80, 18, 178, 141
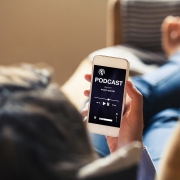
0, 64, 96, 180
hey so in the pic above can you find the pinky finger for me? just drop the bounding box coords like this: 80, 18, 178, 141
83, 117, 88, 126
81, 108, 88, 117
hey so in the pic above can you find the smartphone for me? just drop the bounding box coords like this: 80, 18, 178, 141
87, 55, 129, 137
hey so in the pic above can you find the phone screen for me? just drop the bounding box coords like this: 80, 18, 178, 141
89, 65, 126, 127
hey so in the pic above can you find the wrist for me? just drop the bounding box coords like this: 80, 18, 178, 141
117, 136, 143, 149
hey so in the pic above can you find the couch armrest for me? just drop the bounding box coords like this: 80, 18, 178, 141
61, 58, 92, 110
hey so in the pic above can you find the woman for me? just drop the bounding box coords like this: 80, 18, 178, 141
0, 16, 179, 180
82, 16, 180, 170
0, 63, 155, 180
0, 64, 97, 180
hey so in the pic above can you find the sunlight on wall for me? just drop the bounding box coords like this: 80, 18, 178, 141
0, 0, 108, 84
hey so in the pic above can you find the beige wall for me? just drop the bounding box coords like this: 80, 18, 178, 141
0, 0, 108, 85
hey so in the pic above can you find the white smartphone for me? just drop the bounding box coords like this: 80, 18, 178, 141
87, 55, 129, 137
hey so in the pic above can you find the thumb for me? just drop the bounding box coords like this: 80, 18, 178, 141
126, 81, 143, 115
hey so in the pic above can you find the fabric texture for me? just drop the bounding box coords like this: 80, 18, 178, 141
121, 0, 180, 52
77, 142, 142, 180
80, 166, 137, 180
88, 45, 160, 76
138, 147, 156, 180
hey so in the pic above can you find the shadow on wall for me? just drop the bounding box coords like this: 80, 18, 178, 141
0, 0, 107, 85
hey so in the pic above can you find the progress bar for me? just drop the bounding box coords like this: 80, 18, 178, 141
99, 117, 112, 122
94, 97, 119, 102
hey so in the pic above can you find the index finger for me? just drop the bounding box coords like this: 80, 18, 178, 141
126, 81, 143, 115
84, 74, 92, 82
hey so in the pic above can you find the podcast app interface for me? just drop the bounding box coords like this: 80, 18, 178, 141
89, 65, 126, 127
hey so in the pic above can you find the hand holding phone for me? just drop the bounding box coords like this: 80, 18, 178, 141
82, 57, 144, 151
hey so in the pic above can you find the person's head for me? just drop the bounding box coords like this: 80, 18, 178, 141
0, 64, 96, 180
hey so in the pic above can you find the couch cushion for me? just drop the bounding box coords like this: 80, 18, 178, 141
88, 45, 158, 75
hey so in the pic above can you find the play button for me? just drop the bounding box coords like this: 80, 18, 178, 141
103, 102, 106, 105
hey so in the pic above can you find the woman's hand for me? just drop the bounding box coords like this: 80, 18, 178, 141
82, 74, 143, 153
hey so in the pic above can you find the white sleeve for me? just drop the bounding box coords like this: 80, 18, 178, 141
137, 147, 157, 180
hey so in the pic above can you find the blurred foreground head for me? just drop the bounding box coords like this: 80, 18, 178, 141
0, 64, 95, 180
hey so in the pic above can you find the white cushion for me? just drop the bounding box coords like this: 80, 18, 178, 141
88, 46, 158, 75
